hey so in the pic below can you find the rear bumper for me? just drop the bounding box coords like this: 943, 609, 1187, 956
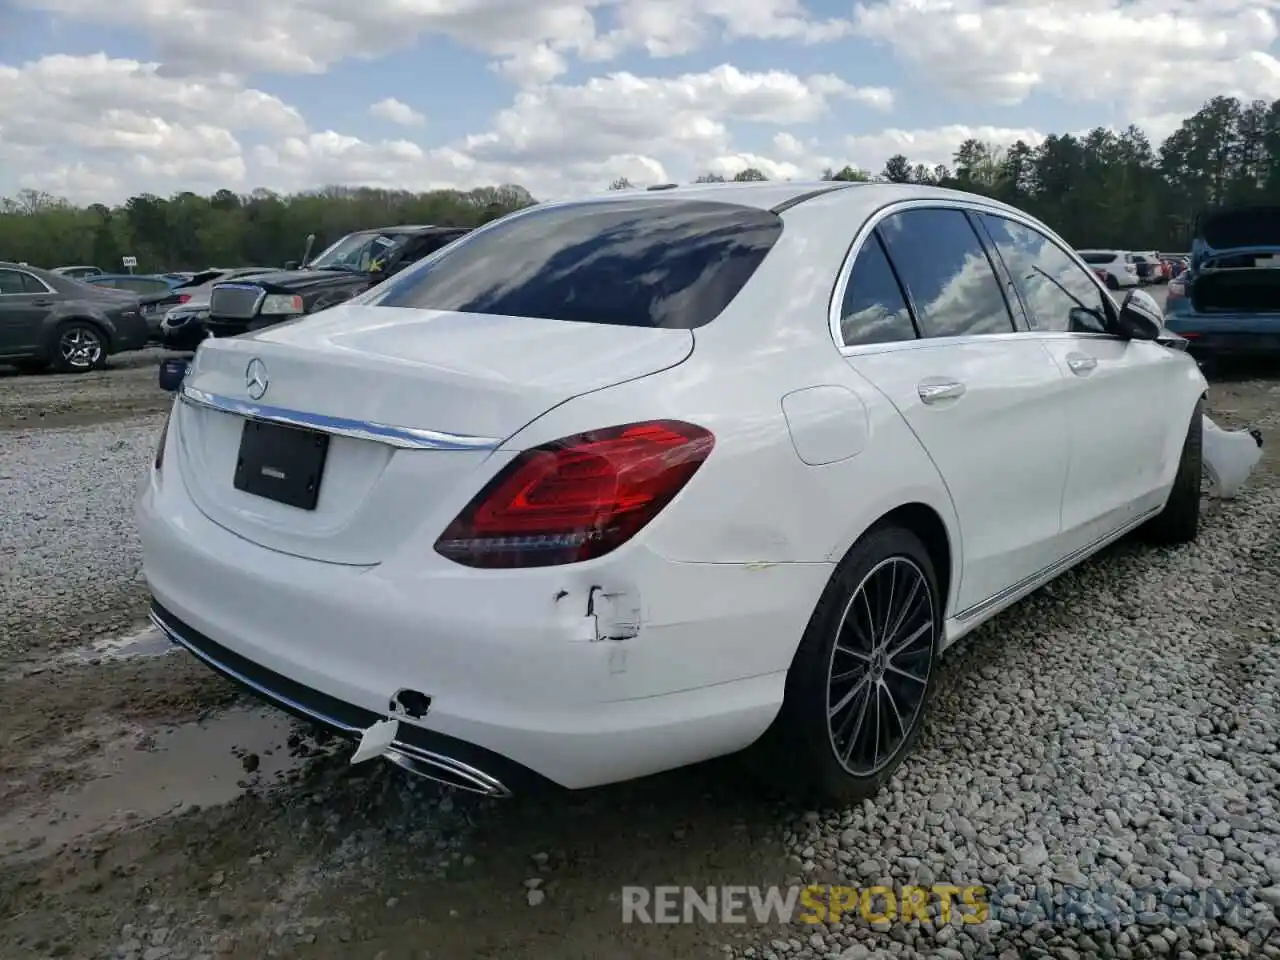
136, 464, 824, 791
149, 601, 541, 796
1162, 313, 1280, 355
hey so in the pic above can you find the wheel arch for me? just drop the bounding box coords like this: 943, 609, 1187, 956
827, 496, 959, 620
50, 314, 113, 351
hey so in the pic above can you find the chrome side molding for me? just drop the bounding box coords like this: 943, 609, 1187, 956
179, 385, 500, 451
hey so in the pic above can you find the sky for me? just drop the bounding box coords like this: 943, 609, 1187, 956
1, 0, 1279, 205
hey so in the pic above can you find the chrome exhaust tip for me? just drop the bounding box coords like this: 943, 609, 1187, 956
383, 744, 512, 798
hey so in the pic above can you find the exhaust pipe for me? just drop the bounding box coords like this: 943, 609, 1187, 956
383, 744, 512, 797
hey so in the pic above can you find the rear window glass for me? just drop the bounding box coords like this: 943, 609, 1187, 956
372, 199, 784, 328
1078, 252, 1114, 265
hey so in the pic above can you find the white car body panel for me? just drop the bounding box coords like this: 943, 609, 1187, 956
845, 337, 1070, 614
138, 182, 1210, 793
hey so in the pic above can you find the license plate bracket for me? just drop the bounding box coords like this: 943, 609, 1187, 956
233, 419, 330, 510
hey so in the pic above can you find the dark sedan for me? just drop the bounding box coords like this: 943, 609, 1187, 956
0, 262, 151, 373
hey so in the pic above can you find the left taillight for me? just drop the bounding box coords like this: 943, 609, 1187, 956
155, 407, 172, 471
177, 293, 192, 304
434, 420, 715, 569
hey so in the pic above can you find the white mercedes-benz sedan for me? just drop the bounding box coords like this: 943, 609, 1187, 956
138, 181, 1208, 802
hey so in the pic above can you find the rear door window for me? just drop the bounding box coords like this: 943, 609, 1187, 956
876, 208, 1015, 338
373, 199, 784, 328
0, 270, 26, 295
838, 234, 917, 346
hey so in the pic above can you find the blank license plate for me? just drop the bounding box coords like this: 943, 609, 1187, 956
233, 419, 330, 510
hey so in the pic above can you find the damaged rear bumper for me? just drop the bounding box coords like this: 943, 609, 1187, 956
149, 601, 532, 797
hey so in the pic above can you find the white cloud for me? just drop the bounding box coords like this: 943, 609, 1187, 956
369, 97, 425, 128
0, 53, 302, 197
852, 0, 1280, 118
464, 64, 891, 168
15, 0, 853, 84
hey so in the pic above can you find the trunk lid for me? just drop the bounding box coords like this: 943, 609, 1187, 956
1187, 206, 1280, 314
1191, 205, 1280, 270
174, 302, 694, 565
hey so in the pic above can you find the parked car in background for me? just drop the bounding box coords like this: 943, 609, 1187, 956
140, 182, 1206, 803
1164, 204, 1280, 360
84, 273, 196, 341
0, 261, 149, 372
160, 267, 275, 351
51, 265, 105, 279
1077, 250, 1139, 289
1130, 252, 1164, 284
204, 225, 471, 338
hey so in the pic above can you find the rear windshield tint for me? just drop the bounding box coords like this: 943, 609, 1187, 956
372, 199, 784, 328
1078, 252, 1113, 265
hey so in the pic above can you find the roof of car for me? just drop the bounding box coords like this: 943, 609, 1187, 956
361, 224, 470, 235
566, 180, 1051, 217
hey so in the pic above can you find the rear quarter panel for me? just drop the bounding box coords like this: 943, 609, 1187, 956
496, 197, 964, 610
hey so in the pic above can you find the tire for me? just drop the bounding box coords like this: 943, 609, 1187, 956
1139, 397, 1203, 546
52, 321, 107, 374
757, 525, 942, 804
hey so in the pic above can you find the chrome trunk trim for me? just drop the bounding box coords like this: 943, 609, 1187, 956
179, 385, 501, 451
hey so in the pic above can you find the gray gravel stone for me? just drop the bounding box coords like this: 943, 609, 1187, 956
730, 450, 1280, 960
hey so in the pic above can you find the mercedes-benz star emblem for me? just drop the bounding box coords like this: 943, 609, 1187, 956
245, 358, 269, 400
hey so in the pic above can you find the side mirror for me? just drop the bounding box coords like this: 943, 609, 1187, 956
283, 260, 298, 271
1115, 289, 1162, 340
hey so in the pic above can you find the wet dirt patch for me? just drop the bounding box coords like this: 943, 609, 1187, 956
0, 706, 303, 864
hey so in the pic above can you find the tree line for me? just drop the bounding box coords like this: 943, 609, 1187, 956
2, 96, 1274, 272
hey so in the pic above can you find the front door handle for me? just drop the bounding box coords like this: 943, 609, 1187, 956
1066, 353, 1097, 375
32, 299, 53, 306
918, 379, 966, 404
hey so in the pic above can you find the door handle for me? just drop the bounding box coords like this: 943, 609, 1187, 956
32, 299, 53, 306
918, 379, 966, 404
1066, 353, 1097, 375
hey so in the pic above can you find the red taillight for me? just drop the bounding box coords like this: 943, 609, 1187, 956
435, 420, 715, 568
155, 408, 172, 470
178, 293, 192, 304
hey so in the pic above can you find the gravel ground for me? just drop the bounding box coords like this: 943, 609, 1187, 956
0, 339, 1278, 960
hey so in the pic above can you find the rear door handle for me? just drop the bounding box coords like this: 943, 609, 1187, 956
918, 379, 966, 404
32, 299, 53, 306
1066, 353, 1097, 375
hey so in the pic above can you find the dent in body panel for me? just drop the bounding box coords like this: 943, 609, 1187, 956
780, 385, 869, 465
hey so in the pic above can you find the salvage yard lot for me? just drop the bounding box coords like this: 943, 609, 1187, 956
2, 336, 1279, 959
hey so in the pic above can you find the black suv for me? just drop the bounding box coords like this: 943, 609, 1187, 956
205, 225, 470, 338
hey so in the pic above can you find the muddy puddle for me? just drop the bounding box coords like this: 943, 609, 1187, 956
6, 623, 175, 681
0, 705, 304, 863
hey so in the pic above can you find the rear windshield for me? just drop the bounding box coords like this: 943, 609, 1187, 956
1078, 252, 1114, 265
372, 199, 784, 328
